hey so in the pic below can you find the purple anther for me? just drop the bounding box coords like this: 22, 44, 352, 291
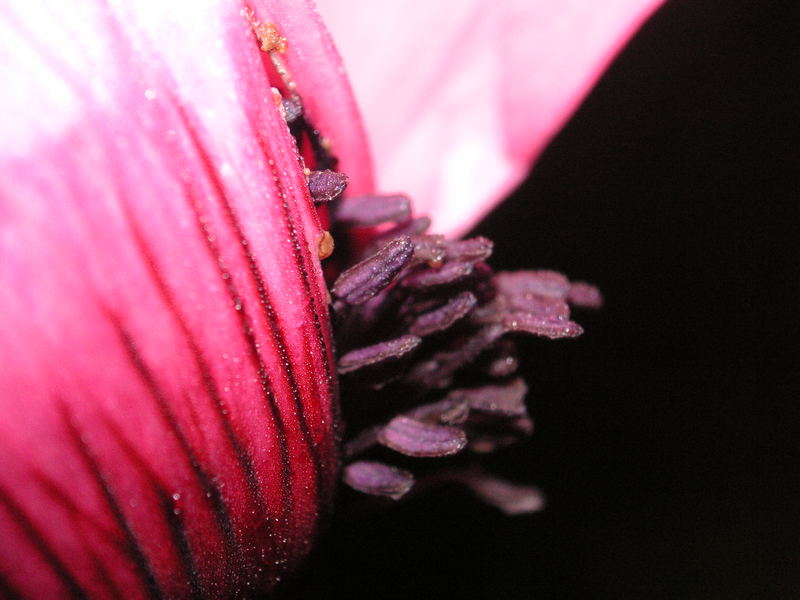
567, 280, 604, 308
501, 311, 583, 339
337, 334, 422, 374
445, 237, 494, 263
332, 237, 415, 305
378, 416, 467, 457
335, 194, 411, 226
410, 234, 447, 266
446, 378, 528, 417
343, 461, 415, 500
308, 169, 348, 203
401, 260, 474, 289
409, 291, 478, 337
461, 470, 545, 516
495, 270, 571, 299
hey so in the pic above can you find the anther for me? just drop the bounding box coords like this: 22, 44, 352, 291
332, 237, 415, 305
445, 379, 528, 417
343, 461, 414, 500
337, 334, 421, 374
334, 194, 411, 227
378, 416, 467, 458
408, 291, 477, 337
308, 170, 348, 204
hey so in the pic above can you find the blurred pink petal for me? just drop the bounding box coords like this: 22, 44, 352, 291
0, 0, 367, 595
317, 0, 664, 236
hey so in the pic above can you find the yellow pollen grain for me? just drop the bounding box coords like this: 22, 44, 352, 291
256, 22, 287, 53
317, 231, 334, 260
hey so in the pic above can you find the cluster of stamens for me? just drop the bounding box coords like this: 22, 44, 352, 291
256, 21, 601, 514
306, 173, 601, 512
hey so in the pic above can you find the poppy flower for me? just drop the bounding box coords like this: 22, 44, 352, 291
0, 0, 661, 597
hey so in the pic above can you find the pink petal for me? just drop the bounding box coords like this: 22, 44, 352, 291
317, 0, 664, 236
0, 0, 363, 595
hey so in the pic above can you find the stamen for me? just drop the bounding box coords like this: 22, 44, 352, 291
408, 324, 506, 389
498, 270, 572, 299
481, 340, 520, 377
457, 470, 545, 516
334, 194, 411, 226
408, 398, 470, 426
378, 416, 466, 458
468, 415, 534, 453
499, 312, 583, 339
408, 291, 477, 337
568, 281, 604, 308
474, 300, 568, 326
363, 217, 431, 258
343, 427, 381, 459
400, 260, 475, 290
445, 378, 528, 417
332, 237, 415, 305
308, 169, 348, 204
444, 237, 494, 263
409, 235, 447, 267
343, 461, 414, 500
337, 334, 421, 374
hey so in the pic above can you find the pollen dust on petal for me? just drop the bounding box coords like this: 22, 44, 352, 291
254, 22, 287, 53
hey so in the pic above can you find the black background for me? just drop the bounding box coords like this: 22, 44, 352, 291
279, 1, 799, 598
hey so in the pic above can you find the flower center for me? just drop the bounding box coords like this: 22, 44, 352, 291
256, 22, 602, 514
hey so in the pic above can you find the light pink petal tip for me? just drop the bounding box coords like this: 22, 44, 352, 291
318, 0, 664, 237
0, 0, 366, 596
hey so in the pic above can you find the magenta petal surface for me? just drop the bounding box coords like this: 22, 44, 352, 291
317, 0, 664, 236
0, 0, 357, 596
